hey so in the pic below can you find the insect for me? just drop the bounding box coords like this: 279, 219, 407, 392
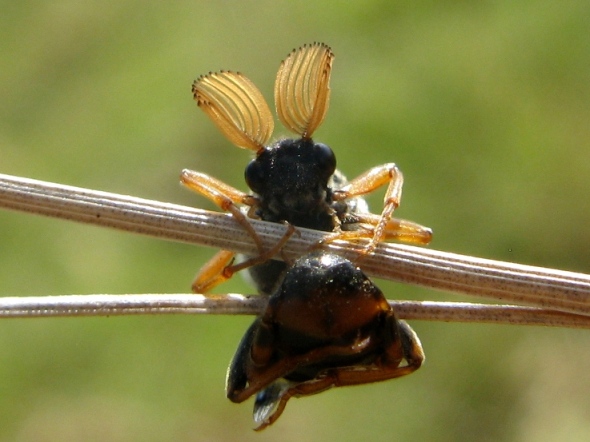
182, 43, 432, 294
226, 251, 425, 430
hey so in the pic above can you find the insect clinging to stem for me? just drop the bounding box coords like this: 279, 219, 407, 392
183, 42, 431, 430
182, 42, 432, 295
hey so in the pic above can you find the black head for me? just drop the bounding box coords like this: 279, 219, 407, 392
244, 139, 337, 226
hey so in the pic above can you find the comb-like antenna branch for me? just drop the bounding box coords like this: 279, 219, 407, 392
193, 71, 274, 152
275, 43, 333, 138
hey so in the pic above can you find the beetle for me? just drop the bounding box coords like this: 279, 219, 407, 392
182, 43, 432, 294
226, 251, 425, 430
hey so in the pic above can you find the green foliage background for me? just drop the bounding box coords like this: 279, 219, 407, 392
1, 1, 589, 441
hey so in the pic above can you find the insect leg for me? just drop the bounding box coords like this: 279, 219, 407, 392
180, 169, 263, 253
192, 223, 296, 293
191, 250, 237, 293
396, 319, 426, 371
332, 163, 405, 252
334, 213, 432, 245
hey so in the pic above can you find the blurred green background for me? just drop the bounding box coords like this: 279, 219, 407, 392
1, 1, 589, 441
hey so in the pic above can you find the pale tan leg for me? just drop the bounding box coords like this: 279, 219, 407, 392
358, 214, 432, 244
192, 250, 236, 293
192, 224, 297, 293
331, 163, 431, 252
323, 214, 432, 246
180, 169, 263, 253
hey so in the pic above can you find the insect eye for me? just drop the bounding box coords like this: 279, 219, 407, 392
313, 143, 336, 180
245, 159, 265, 193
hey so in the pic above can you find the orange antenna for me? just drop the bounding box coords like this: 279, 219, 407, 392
275, 42, 334, 139
193, 71, 274, 153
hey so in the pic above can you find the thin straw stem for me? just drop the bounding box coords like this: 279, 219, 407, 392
1, 172, 590, 317
0, 294, 588, 329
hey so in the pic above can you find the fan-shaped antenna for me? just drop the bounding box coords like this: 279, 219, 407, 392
274, 43, 334, 139
193, 71, 274, 153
